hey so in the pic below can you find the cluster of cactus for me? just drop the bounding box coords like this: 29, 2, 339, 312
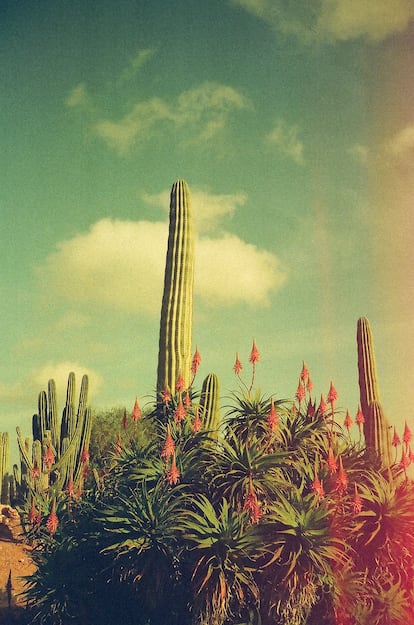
156, 180, 220, 431
14, 372, 92, 501
357, 316, 392, 467
0, 432, 14, 504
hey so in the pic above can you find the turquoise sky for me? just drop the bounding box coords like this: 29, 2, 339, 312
1, 1, 414, 462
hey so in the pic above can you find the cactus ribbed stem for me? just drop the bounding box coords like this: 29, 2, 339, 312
0, 432, 11, 504
357, 317, 380, 419
357, 317, 392, 466
200, 373, 220, 436
157, 180, 194, 400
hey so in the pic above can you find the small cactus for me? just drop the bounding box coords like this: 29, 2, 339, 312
199, 373, 220, 436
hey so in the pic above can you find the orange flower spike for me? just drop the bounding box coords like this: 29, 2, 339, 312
249, 339, 260, 365
233, 353, 243, 375
166, 453, 180, 485
318, 394, 327, 416
344, 410, 353, 432
46, 499, 59, 536
175, 373, 185, 393
161, 425, 175, 461
335, 456, 348, 494
191, 346, 201, 376
80, 447, 90, 464
43, 445, 55, 468
131, 397, 142, 423
66, 476, 75, 498
32, 460, 40, 480
184, 391, 191, 409
327, 446, 337, 475
115, 432, 122, 456
28, 497, 37, 525
161, 386, 172, 404
267, 399, 279, 433
400, 447, 410, 470
311, 465, 325, 501
244, 478, 262, 524
403, 421, 412, 445
300, 361, 309, 383
295, 379, 306, 404
192, 408, 202, 434
355, 405, 365, 431
327, 381, 338, 406
174, 400, 186, 425
306, 376, 314, 393
392, 426, 401, 447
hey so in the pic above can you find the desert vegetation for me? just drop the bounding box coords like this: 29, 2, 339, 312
1, 180, 413, 625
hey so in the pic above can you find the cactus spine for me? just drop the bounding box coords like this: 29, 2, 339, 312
15, 372, 92, 499
157, 180, 194, 400
199, 373, 220, 436
357, 317, 392, 466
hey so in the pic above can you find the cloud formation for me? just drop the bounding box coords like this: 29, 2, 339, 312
266, 119, 305, 164
68, 82, 251, 155
386, 124, 414, 161
36, 189, 286, 314
231, 0, 414, 43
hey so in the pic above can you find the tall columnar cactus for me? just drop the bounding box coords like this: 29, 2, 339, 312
15, 372, 92, 500
157, 180, 194, 401
357, 317, 392, 466
0, 432, 13, 504
199, 373, 220, 436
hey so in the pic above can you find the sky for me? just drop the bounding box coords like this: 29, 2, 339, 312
1, 0, 414, 464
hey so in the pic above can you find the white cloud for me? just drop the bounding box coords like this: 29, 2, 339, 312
196, 233, 286, 306
36, 219, 168, 315
36, 208, 286, 314
118, 48, 156, 85
231, 0, 414, 43
91, 82, 250, 154
266, 119, 304, 164
66, 82, 92, 111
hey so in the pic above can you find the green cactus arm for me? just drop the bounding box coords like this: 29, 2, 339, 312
47, 379, 59, 452
199, 373, 220, 436
357, 316, 381, 419
157, 180, 194, 400
366, 401, 392, 467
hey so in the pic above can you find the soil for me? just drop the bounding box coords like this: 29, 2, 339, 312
0, 539, 35, 607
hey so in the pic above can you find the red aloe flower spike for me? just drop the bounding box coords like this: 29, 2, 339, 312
295, 379, 306, 404
66, 475, 74, 498
267, 399, 279, 433
43, 444, 55, 469
233, 352, 243, 375
306, 376, 314, 393
311, 465, 325, 501
244, 477, 262, 524
122, 409, 128, 430
76, 484, 82, 500
392, 426, 401, 447
192, 407, 202, 434
400, 447, 410, 468
355, 405, 365, 430
32, 460, 40, 480
184, 391, 191, 409
131, 397, 142, 423
249, 338, 260, 364
300, 361, 309, 383
46, 499, 59, 536
409, 445, 414, 463
175, 373, 185, 393
161, 425, 175, 461
306, 399, 315, 418
317, 394, 327, 416
403, 421, 412, 445
166, 453, 180, 485
191, 346, 201, 376
335, 456, 348, 494
174, 400, 186, 425
80, 447, 90, 464
161, 385, 172, 404
327, 446, 337, 475
327, 381, 338, 405
352, 483, 362, 515
344, 410, 353, 432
